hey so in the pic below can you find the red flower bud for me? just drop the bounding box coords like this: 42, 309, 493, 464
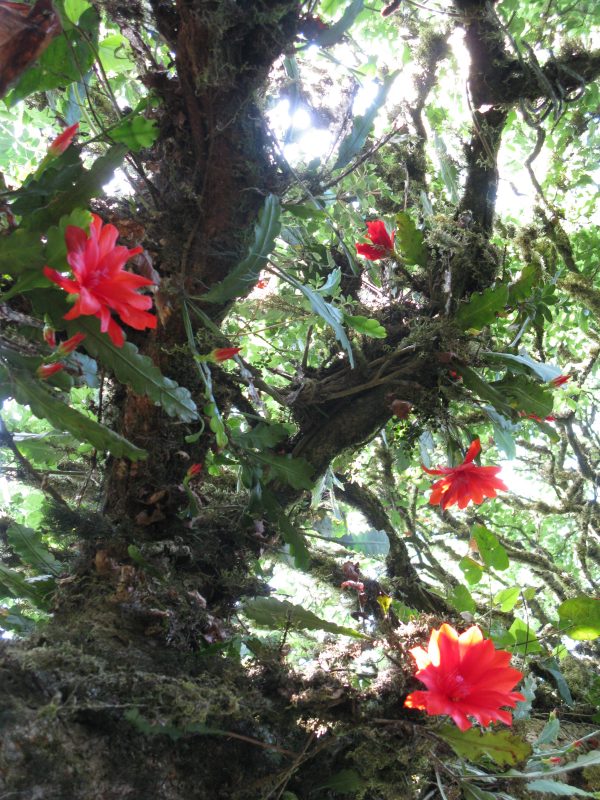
57, 332, 86, 356
43, 325, 56, 348
37, 362, 65, 379
186, 463, 202, 478
550, 374, 570, 388
48, 123, 79, 155
211, 347, 241, 363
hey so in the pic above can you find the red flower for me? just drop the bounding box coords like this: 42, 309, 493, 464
48, 123, 79, 155
550, 374, 570, 388
422, 439, 507, 510
186, 463, 202, 478
211, 347, 241, 363
43, 214, 156, 348
404, 623, 525, 731
356, 220, 395, 261
37, 362, 65, 380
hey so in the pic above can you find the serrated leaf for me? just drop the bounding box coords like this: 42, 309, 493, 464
460, 366, 514, 418
65, 316, 198, 422
526, 780, 594, 796
203, 195, 281, 303
24, 145, 128, 232
455, 284, 509, 331
8, 367, 147, 460
494, 586, 520, 612
244, 596, 368, 639
109, 115, 158, 151
333, 70, 398, 170
484, 351, 562, 383
344, 314, 387, 338
45, 209, 93, 269
508, 263, 539, 304
0, 564, 54, 609
489, 374, 553, 420
0, 229, 45, 277
439, 725, 531, 767
7, 523, 62, 576
459, 556, 484, 585
448, 583, 476, 613
252, 451, 314, 491
316, 267, 341, 296
233, 422, 290, 450
395, 211, 427, 267
572, 750, 600, 768
472, 524, 509, 571
558, 596, 600, 641
513, 674, 536, 721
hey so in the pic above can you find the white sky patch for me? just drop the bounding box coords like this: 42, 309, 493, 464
103, 167, 134, 197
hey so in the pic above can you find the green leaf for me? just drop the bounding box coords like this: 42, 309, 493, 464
472, 524, 509, 571
344, 314, 387, 338
7, 8, 100, 105
536, 657, 573, 706
558, 596, 600, 640
0, 229, 45, 277
494, 586, 520, 612
232, 422, 290, 450
316, 267, 341, 296
25, 145, 128, 231
333, 71, 398, 170
489, 374, 553, 419
317, 769, 365, 792
438, 725, 531, 767
8, 367, 147, 460
526, 781, 594, 797
243, 596, 368, 639
202, 195, 281, 302
508, 618, 543, 654
260, 488, 311, 570
434, 134, 460, 203
124, 709, 224, 740
311, 0, 365, 48
483, 406, 517, 459
108, 115, 158, 151
535, 714, 560, 745
45, 209, 93, 268
508, 263, 540, 304
252, 451, 314, 491
448, 583, 476, 613
459, 556, 484, 585
460, 366, 514, 418
6, 523, 62, 576
455, 284, 509, 331
394, 211, 427, 267
65, 317, 198, 422
282, 203, 327, 221
484, 351, 562, 383
461, 785, 498, 800
0, 564, 54, 609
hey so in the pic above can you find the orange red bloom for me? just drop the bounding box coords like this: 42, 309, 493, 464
422, 439, 507, 510
48, 122, 79, 155
356, 220, 395, 261
43, 214, 156, 347
404, 623, 525, 731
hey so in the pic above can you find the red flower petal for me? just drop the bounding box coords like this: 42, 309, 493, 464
48, 122, 79, 155
422, 440, 506, 510
355, 219, 395, 260
404, 624, 524, 730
